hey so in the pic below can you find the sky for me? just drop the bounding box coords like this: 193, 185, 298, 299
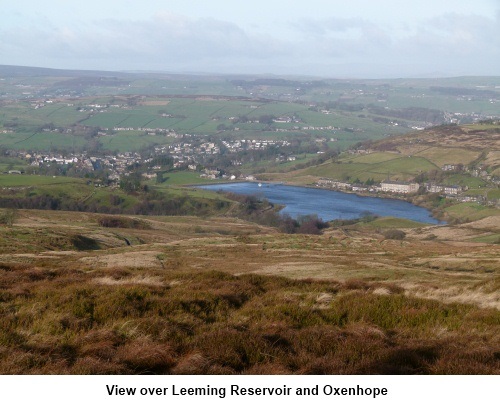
1, 0, 500, 78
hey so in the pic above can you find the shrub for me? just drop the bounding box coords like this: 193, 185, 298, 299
71, 235, 101, 251
0, 209, 18, 227
384, 229, 406, 240
296, 214, 329, 235
97, 215, 151, 229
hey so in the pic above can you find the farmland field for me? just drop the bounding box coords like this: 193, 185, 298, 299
1, 95, 413, 152
3, 70, 499, 154
414, 146, 480, 167
99, 131, 168, 152
303, 154, 439, 182
343, 152, 401, 164
445, 202, 500, 222
0, 174, 82, 187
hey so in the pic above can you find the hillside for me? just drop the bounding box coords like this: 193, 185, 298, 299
366, 123, 500, 176
1, 69, 499, 375
0, 209, 498, 374
260, 123, 500, 224
2, 68, 500, 156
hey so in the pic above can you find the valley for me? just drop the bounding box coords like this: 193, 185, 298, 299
0, 66, 499, 375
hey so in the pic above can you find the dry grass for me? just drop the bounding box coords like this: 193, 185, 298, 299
93, 275, 165, 287
81, 251, 165, 268
0, 210, 498, 374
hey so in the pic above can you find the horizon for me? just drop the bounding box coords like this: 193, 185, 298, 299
2, 62, 500, 81
2, 1, 500, 79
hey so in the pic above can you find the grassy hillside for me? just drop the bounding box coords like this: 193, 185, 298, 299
2, 69, 500, 153
0, 96, 403, 152
0, 174, 234, 218
303, 155, 440, 182
260, 123, 500, 224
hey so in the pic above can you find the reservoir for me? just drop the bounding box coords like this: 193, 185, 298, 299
197, 182, 442, 224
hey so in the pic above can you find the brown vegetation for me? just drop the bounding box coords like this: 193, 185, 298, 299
97, 215, 151, 230
0, 210, 498, 374
0, 263, 498, 374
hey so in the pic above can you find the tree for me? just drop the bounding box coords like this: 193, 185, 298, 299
156, 172, 165, 184
0, 209, 18, 227
279, 214, 298, 234
120, 173, 142, 193
296, 214, 329, 235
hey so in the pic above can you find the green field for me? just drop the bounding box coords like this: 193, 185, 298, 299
414, 147, 480, 167
0, 174, 81, 187
306, 153, 439, 182
150, 171, 220, 186
0, 173, 230, 215
358, 217, 429, 229
344, 152, 401, 164
99, 131, 168, 152
444, 174, 488, 188
0, 95, 416, 152
445, 202, 500, 222
2, 131, 88, 150
2, 70, 499, 154
0, 174, 140, 210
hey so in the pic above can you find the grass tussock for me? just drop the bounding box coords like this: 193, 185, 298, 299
0, 265, 498, 375
97, 215, 151, 230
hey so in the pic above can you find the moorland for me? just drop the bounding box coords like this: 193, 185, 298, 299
0, 66, 499, 374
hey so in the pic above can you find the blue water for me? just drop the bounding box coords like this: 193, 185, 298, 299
197, 182, 442, 224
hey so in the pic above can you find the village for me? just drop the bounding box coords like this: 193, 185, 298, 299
315, 172, 499, 206
3, 142, 499, 209
1, 134, 300, 186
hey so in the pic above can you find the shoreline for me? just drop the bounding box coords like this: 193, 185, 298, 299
192, 180, 445, 225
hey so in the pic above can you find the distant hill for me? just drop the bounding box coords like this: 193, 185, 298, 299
361, 122, 500, 177
367, 122, 500, 153
266, 122, 500, 183
0, 64, 133, 78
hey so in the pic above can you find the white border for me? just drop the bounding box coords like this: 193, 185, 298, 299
2, 375, 498, 405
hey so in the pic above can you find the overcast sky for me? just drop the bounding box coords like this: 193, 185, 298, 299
2, 0, 499, 78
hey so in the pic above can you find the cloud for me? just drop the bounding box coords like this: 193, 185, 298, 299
388, 11, 500, 76
293, 17, 370, 36
0, 9, 499, 77
0, 12, 290, 71
411, 13, 499, 50
288, 11, 500, 76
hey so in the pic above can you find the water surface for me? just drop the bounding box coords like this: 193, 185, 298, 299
197, 182, 441, 224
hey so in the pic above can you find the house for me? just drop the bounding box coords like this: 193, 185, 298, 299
318, 179, 352, 190
352, 185, 368, 192
381, 181, 420, 194
317, 178, 333, 186
426, 183, 462, 195
332, 181, 351, 190
444, 185, 462, 195
426, 183, 443, 193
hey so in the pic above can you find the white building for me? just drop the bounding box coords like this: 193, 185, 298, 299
381, 181, 420, 194
426, 183, 462, 195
